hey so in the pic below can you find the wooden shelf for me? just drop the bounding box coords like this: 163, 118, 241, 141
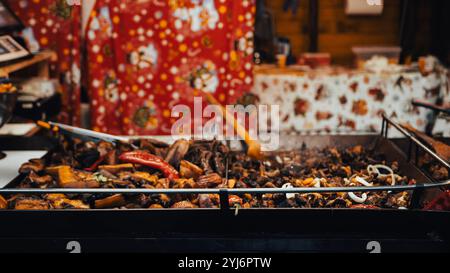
0, 50, 56, 78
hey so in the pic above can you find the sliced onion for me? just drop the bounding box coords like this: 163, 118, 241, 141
348, 192, 368, 203
275, 156, 283, 164
282, 183, 296, 199
313, 178, 322, 188
348, 176, 370, 204
354, 176, 373, 187
367, 164, 401, 186
344, 178, 351, 186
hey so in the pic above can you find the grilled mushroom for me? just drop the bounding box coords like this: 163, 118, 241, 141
179, 160, 203, 179
19, 159, 45, 174
28, 171, 53, 186
197, 173, 223, 188
165, 139, 190, 168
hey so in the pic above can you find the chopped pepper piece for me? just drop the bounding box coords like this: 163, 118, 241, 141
98, 163, 134, 174
95, 194, 126, 209
0, 195, 7, 209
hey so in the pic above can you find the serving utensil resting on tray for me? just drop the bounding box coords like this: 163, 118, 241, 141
201, 91, 263, 159
37, 120, 138, 149
400, 123, 450, 162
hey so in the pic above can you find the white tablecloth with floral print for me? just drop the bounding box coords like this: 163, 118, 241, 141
252, 66, 450, 136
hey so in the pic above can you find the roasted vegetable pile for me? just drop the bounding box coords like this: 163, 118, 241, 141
228, 145, 414, 209
0, 136, 417, 210
417, 152, 449, 181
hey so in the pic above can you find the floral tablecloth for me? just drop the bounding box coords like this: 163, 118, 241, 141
252, 66, 450, 136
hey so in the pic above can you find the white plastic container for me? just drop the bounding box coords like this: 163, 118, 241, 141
352, 46, 402, 68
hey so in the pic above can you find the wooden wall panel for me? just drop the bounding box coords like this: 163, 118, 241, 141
266, 0, 432, 65
265, 0, 310, 56
318, 0, 401, 65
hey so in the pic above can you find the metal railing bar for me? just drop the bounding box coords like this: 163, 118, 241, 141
0, 179, 448, 194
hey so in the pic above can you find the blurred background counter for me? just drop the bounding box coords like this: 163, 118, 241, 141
252, 64, 449, 136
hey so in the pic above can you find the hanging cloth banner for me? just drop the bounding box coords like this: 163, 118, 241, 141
86, 0, 255, 135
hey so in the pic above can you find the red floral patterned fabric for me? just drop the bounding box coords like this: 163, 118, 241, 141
86, 0, 255, 135
6, 0, 82, 125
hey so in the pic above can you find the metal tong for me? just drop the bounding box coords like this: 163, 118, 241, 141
37, 121, 137, 148
201, 91, 263, 159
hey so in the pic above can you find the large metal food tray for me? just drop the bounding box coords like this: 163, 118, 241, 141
0, 135, 441, 206
0, 117, 448, 253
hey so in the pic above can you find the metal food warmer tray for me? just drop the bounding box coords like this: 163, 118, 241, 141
0, 115, 448, 253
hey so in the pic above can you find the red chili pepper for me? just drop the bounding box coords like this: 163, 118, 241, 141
84, 155, 105, 172
119, 151, 179, 180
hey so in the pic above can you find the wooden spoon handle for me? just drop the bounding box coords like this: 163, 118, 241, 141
400, 123, 440, 147
401, 123, 450, 157
203, 93, 247, 140
202, 92, 262, 158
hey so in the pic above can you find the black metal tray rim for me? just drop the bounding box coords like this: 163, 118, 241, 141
1, 207, 448, 214
1, 181, 448, 213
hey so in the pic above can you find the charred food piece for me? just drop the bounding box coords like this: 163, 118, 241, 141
179, 160, 204, 179
140, 138, 170, 149
197, 173, 223, 188
28, 171, 53, 186
198, 194, 220, 208
45, 194, 90, 209
14, 198, 50, 210
46, 166, 100, 188
164, 139, 190, 168
94, 194, 126, 209
19, 159, 45, 174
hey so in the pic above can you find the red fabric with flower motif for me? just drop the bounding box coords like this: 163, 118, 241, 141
86, 0, 255, 135
6, 0, 82, 125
